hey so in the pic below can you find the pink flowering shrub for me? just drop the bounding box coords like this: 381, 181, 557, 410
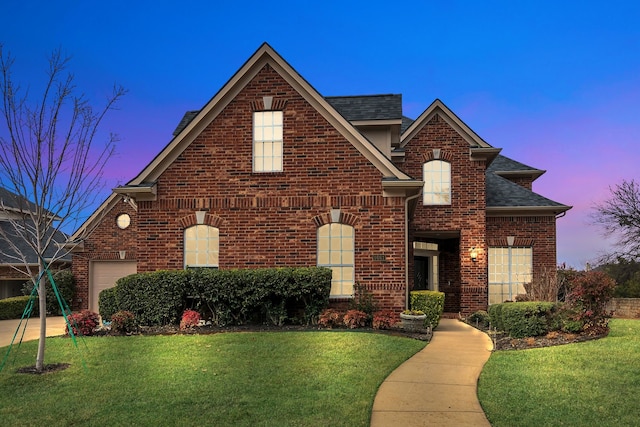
180, 309, 201, 330
343, 309, 368, 329
372, 310, 398, 330
317, 309, 344, 328
110, 310, 137, 334
66, 310, 100, 336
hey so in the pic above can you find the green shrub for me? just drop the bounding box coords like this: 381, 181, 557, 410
501, 302, 557, 338
410, 290, 445, 329
22, 270, 76, 315
0, 295, 38, 320
468, 310, 490, 328
98, 287, 119, 322
488, 303, 505, 331
115, 270, 190, 326
110, 310, 137, 334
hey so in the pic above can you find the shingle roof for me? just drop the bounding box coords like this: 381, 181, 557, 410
488, 155, 542, 174
485, 172, 567, 209
401, 116, 414, 133
325, 94, 402, 121
0, 220, 70, 264
172, 110, 200, 136
0, 187, 38, 213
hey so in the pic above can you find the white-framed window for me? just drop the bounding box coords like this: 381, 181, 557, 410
253, 111, 283, 172
317, 223, 355, 298
423, 160, 451, 205
184, 225, 219, 268
488, 247, 532, 304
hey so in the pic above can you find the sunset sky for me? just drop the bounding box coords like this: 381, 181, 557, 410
2, 1, 639, 268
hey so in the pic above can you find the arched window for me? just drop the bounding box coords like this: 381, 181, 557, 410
423, 160, 451, 205
317, 223, 354, 298
184, 225, 219, 268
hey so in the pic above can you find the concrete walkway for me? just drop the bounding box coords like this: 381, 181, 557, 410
0, 316, 67, 348
371, 318, 494, 427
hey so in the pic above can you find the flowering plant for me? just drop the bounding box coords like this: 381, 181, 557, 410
66, 309, 100, 336
343, 309, 368, 329
372, 310, 397, 330
317, 308, 344, 328
180, 309, 201, 330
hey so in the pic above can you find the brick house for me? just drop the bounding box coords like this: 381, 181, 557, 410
70, 43, 570, 315
0, 187, 71, 299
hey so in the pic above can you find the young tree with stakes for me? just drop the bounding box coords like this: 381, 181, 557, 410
0, 45, 125, 372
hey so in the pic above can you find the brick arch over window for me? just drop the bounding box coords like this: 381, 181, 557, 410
311, 211, 359, 228
487, 237, 535, 247
421, 149, 454, 163
178, 213, 224, 229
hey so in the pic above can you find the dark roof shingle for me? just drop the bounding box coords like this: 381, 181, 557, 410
325, 94, 402, 121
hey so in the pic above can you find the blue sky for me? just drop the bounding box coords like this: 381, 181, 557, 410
2, 1, 640, 268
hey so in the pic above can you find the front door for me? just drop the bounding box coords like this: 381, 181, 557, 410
414, 256, 429, 290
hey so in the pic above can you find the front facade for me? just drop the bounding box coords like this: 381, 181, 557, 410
71, 44, 570, 315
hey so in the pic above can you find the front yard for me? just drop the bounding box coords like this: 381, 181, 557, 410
0, 331, 425, 426
479, 319, 640, 426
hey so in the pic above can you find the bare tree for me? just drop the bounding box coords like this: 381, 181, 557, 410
592, 179, 640, 262
0, 45, 125, 371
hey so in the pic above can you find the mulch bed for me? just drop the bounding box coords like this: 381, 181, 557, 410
469, 323, 609, 351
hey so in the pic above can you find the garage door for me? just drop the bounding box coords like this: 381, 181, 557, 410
90, 261, 137, 312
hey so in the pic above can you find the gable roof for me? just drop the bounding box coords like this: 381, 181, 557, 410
72, 43, 421, 240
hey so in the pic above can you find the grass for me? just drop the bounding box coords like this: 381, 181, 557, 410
0, 331, 425, 426
478, 319, 640, 427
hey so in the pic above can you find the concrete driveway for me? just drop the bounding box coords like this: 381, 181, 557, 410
0, 316, 67, 348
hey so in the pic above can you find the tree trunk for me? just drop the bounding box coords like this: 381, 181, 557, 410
35, 261, 46, 371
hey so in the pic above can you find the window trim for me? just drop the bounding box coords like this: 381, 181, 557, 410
317, 223, 355, 298
253, 110, 283, 173
184, 224, 220, 269
422, 159, 451, 205
488, 246, 532, 304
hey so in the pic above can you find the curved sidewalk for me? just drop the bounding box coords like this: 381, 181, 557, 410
0, 316, 67, 348
371, 318, 493, 427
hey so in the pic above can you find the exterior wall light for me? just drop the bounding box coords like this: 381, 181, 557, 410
470, 247, 478, 262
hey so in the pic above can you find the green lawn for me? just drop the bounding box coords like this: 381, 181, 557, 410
0, 331, 425, 426
478, 319, 640, 427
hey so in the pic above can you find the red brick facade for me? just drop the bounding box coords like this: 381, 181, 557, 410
71, 45, 568, 316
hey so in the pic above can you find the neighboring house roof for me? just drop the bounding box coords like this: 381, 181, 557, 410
325, 94, 402, 121
487, 155, 545, 181
0, 187, 71, 265
485, 172, 571, 215
401, 116, 414, 134
0, 220, 71, 264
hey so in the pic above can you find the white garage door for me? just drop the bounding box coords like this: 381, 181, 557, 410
90, 261, 137, 312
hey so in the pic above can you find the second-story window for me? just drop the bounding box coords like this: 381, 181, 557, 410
423, 160, 451, 205
253, 111, 283, 172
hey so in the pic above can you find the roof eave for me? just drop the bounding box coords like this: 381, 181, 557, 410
470, 147, 502, 163
382, 179, 423, 197
486, 205, 572, 217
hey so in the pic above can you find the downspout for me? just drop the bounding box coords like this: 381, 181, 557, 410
405, 192, 421, 309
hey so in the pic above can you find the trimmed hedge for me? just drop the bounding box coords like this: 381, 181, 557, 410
490, 302, 557, 338
22, 270, 76, 316
99, 267, 332, 327
0, 295, 38, 320
410, 290, 445, 329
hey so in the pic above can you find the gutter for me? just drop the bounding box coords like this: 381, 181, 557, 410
404, 191, 422, 309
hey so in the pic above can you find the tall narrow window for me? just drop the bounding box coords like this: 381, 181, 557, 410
317, 223, 355, 298
184, 225, 219, 268
488, 247, 532, 304
253, 111, 283, 172
423, 160, 451, 205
